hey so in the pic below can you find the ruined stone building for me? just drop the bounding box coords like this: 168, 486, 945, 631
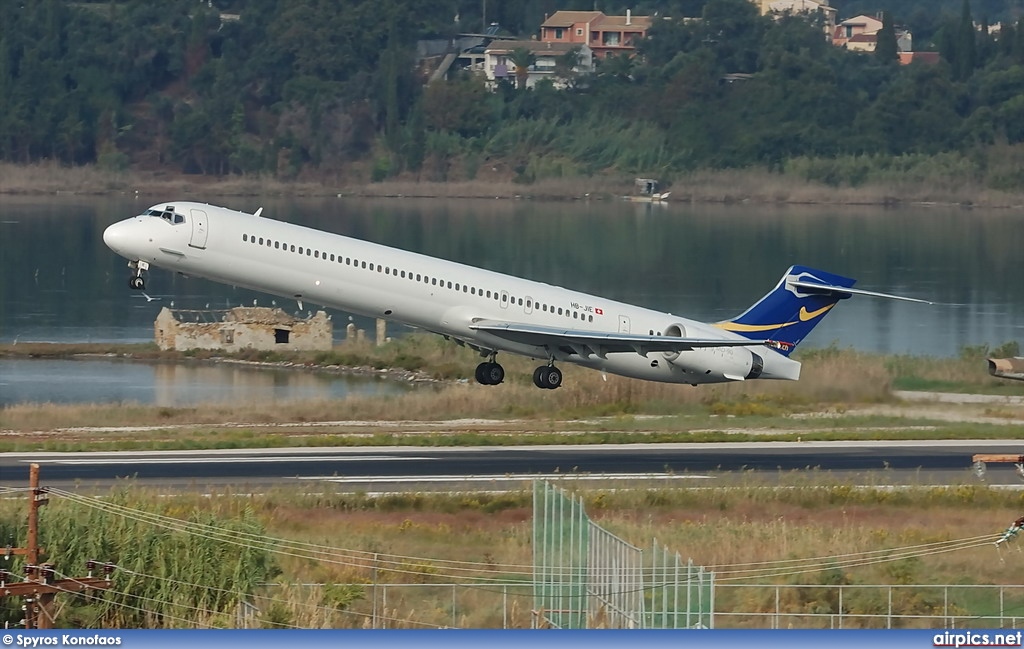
155, 307, 332, 352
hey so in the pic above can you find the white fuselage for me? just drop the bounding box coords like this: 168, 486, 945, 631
103, 202, 799, 384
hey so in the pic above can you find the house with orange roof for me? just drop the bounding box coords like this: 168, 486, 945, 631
539, 10, 653, 59
832, 14, 883, 48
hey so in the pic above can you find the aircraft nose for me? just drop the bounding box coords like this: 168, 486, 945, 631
103, 221, 131, 255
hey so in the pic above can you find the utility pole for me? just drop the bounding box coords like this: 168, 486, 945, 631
1, 463, 114, 629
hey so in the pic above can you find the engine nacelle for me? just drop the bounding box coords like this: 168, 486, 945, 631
662, 323, 764, 380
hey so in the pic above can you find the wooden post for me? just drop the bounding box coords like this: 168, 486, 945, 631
0, 464, 112, 629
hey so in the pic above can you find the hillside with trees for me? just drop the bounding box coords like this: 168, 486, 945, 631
4, 0, 1024, 191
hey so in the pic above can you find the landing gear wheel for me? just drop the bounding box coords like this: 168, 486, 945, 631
128, 260, 149, 291
533, 365, 563, 390
475, 362, 504, 385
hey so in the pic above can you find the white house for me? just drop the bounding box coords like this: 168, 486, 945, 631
483, 40, 593, 90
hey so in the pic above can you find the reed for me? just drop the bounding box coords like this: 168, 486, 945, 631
1, 481, 1021, 628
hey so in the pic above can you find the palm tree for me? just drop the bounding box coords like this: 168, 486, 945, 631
508, 47, 537, 90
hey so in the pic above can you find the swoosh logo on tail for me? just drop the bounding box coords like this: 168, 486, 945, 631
717, 320, 796, 333
799, 304, 835, 321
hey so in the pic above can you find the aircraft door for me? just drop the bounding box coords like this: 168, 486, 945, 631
618, 315, 630, 333
189, 209, 209, 249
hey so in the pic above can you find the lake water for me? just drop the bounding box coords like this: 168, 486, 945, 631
2, 194, 1024, 404
0, 357, 411, 407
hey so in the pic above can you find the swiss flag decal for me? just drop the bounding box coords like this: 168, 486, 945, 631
595, 308, 604, 315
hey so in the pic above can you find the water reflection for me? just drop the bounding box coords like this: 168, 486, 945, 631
0, 358, 411, 407
3, 196, 1024, 356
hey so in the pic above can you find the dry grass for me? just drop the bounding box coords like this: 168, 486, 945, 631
16, 482, 1022, 628
4, 341, 1017, 444
2, 161, 1022, 208
5, 477, 1023, 628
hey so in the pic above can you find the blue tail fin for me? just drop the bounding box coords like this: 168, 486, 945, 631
716, 265, 855, 356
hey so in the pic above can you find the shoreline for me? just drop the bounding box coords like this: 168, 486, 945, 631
3, 162, 1023, 208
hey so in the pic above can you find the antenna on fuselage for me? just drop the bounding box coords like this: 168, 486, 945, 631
254, 207, 263, 217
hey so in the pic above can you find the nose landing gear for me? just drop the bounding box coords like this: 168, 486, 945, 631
128, 260, 149, 290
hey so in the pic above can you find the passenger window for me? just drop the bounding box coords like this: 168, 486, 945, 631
259, 237, 264, 245
243, 234, 248, 242
455, 283, 460, 291
447, 281, 452, 289
314, 250, 319, 258
275, 242, 280, 249
518, 298, 523, 306
306, 249, 311, 256
558, 308, 563, 315
330, 254, 335, 261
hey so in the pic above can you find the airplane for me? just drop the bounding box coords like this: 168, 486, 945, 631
103, 202, 931, 390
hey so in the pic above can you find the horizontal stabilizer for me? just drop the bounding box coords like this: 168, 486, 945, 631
788, 279, 934, 304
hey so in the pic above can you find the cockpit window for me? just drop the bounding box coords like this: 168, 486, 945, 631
144, 207, 184, 224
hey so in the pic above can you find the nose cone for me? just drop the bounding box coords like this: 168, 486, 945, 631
103, 221, 130, 256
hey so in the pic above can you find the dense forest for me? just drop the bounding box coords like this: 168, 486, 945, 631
4, 0, 1024, 189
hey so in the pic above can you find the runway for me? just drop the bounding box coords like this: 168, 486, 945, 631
1, 439, 1021, 491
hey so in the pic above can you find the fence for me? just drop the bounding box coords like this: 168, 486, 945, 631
254, 582, 1024, 629
715, 583, 1024, 629
531, 480, 713, 628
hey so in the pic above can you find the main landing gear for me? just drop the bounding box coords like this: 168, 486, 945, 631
128, 260, 149, 291
532, 364, 562, 390
475, 359, 505, 385
472, 354, 563, 389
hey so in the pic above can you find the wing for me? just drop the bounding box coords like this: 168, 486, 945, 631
469, 320, 773, 358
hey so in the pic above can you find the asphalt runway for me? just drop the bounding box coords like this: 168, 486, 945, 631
1, 439, 1021, 491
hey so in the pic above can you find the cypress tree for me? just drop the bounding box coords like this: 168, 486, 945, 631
875, 11, 899, 63
957, 0, 976, 80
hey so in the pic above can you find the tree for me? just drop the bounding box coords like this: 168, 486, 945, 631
508, 47, 537, 90
875, 11, 899, 63
957, 0, 977, 80
553, 46, 583, 89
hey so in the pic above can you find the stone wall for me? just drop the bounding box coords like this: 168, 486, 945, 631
154, 307, 332, 352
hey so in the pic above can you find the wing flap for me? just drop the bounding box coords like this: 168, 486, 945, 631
469, 320, 773, 356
